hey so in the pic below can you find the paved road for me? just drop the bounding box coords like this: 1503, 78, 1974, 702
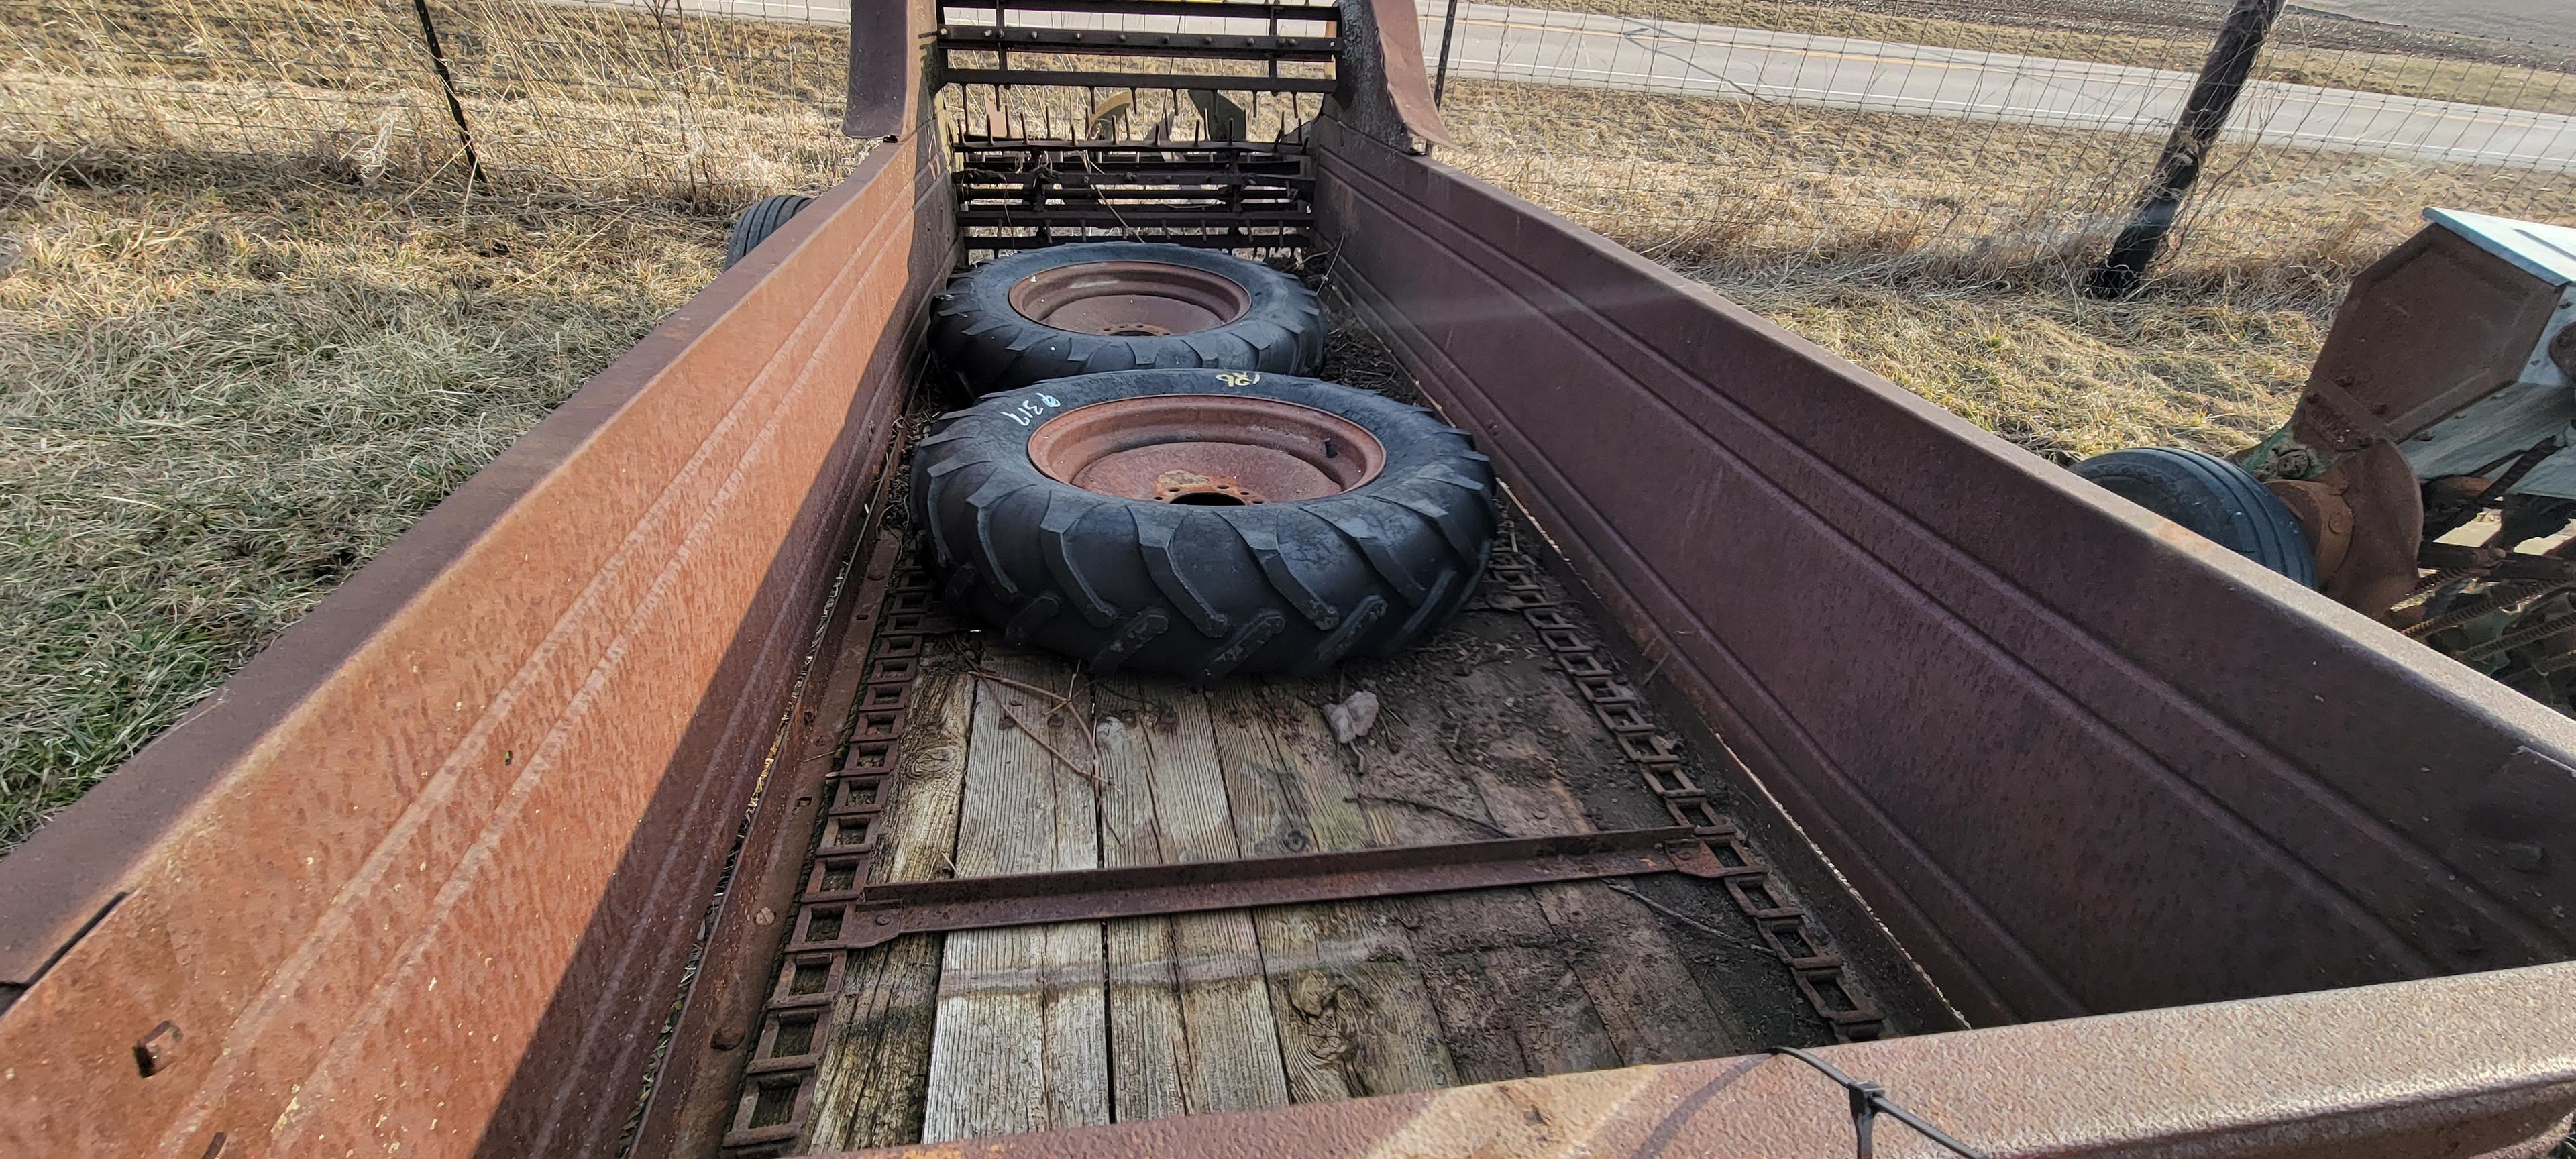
624, 0, 2575, 170
1419, 3, 2576, 169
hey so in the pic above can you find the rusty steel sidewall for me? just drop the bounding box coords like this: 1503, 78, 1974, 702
1026, 393, 1387, 504
1006, 260, 1254, 337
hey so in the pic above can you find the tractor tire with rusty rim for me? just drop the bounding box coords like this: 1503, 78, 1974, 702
913, 368, 1495, 678
2072, 447, 2318, 588
928, 242, 1326, 394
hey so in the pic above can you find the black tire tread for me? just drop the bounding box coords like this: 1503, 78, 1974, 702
1295, 595, 1389, 677
1039, 495, 1121, 627
2073, 447, 2318, 588
916, 370, 1496, 678
722, 194, 814, 269
919, 457, 975, 569
965, 476, 1034, 599
1004, 593, 1061, 645
1315, 508, 1431, 606
1377, 569, 1462, 659
929, 243, 1328, 394
1234, 520, 1340, 630
1133, 506, 1234, 639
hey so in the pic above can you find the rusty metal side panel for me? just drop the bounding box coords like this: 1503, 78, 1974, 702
1330, 0, 1454, 150
847, 0, 938, 139
0, 129, 954, 1158
832, 961, 2576, 1159
1309, 117, 2576, 1025
2304, 227, 2561, 445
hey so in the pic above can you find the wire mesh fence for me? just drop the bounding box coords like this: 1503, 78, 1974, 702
3, 0, 2573, 286
1420, 0, 2576, 290
0, 0, 863, 204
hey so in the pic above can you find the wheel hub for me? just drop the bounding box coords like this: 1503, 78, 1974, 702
1028, 394, 1385, 505
1008, 261, 1252, 337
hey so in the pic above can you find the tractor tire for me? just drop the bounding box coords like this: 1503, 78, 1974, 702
913, 368, 1495, 679
722, 194, 813, 269
928, 242, 1326, 394
2072, 447, 2318, 588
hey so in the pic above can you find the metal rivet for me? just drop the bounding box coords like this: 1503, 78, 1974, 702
135, 1020, 182, 1077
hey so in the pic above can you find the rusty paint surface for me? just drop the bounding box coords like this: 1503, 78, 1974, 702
847, 0, 938, 138
1308, 116, 2576, 1027
2266, 479, 2355, 581
0, 129, 953, 1158
1357, 0, 1452, 146
827, 961, 2576, 1158
1026, 394, 1388, 503
792, 828, 1722, 951
1330, 0, 1454, 150
2318, 441, 2426, 619
2304, 227, 2563, 445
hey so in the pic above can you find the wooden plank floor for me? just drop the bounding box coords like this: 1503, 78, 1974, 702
1095, 677, 1291, 1119
793, 606, 1796, 1151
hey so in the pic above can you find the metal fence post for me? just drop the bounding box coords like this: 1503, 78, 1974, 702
2085, 0, 2283, 298
1433, 0, 1462, 106
408, 0, 486, 184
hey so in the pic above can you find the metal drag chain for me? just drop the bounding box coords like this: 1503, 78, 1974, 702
718, 524, 1879, 1150
722, 559, 946, 1155
1483, 525, 1886, 1042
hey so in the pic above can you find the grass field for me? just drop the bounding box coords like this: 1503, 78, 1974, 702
1696, 266, 2325, 460
1435, 77, 2576, 296
0, 162, 727, 848
1, 0, 861, 205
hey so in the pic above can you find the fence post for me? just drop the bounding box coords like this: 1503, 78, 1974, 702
408, 0, 486, 184
2085, 0, 2283, 298
1433, 0, 1462, 106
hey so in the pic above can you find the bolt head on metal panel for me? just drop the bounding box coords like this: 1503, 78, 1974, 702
134, 1019, 182, 1077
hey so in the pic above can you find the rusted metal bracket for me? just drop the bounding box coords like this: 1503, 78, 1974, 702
785, 828, 1725, 952
2420, 542, 2576, 581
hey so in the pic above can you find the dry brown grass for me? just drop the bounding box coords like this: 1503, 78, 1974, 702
1438, 77, 2576, 294
1693, 266, 2326, 461
0, 163, 726, 848
1, 0, 863, 204
1436, 74, 2563, 462
1525, 0, 2576, 115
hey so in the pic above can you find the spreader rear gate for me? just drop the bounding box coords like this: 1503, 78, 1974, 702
932, 0, 1333, 256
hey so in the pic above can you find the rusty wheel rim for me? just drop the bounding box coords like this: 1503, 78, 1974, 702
1027, 394, 1385, 506
1006, 261, 1253, 336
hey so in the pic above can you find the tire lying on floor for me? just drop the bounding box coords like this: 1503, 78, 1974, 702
914, 368, 1496, 678
928, 242, 1328, 393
